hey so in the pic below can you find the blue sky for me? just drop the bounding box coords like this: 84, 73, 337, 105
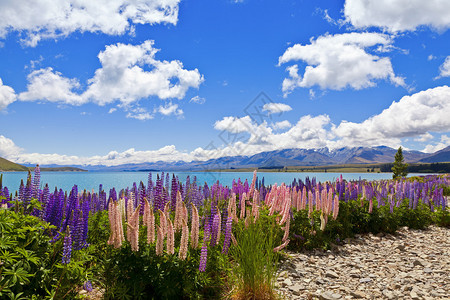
0, 0, 449, 166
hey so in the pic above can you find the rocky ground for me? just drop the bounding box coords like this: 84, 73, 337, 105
276, 226, 449, 300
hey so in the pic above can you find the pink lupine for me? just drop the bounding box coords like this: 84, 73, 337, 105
164, 202, 170, 217
190, 203, 199, 248
279, 190, 291, 225
126, 198, 133, 241
158, 210, 167, 237
308, 190, 313, 218
249, 170, 257, 199
156, 225, 164, 256
292, 188, 298, 210
282, 217, 290, 242
315, 190, 321, 211
182, 202, 188, 223
368, 197, 373, 214
273, 239, 290, 252
127, 206, 140, 252
115, 201, 125, 248
240, 192, 246, 219
251, 190, 259, 221
302, 186, 307, 210
332, 195, 339, 220
296, 189, 302, 211
179, 219, 189, 260
166, 218, 175, 255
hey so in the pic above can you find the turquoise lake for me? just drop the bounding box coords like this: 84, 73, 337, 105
0, 171, 433, 193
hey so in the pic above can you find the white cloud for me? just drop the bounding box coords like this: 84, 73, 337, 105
108, 108, 117, 114
14, 40, 204, 116
0, 79, 16, 111
83, 40, 204, 105
272, 120, 292, 130
414, 132, 433, 142
4, 86, 449, 165
333, 85, 450, 147
214, 116, 255, 134
423, 135, 450, 153
18, 68, 84, 105
344, 0, 450, 32
428, 55, 436, 61
189, 95, 206, 104
0, 0, 180, 46
157, 103, 183, 117
262, 102, 292, 114
437, 56, 450, 78
279, 32, 405, 96
125, 107, 154, 120
0, 135, 23, 158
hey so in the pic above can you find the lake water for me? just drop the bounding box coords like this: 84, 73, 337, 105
0, 171, 431, 193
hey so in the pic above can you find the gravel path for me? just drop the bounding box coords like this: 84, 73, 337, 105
277, 226, 450, 300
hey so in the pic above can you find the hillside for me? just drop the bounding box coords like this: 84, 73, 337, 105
0, 157, 28, 171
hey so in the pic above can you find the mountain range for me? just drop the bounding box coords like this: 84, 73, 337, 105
17, 145, 448, 172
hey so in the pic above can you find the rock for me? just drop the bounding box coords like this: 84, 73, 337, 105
423, 267, 433, 273
350, 291, 366, 298
325, 270, 339, 279
320, 291, 342, 300
410, 291, 420, 299
359, 277, 372, 283
397, 244, 406, 251
289, 283, 305, 295
282, 278, 292, 287
382, 289, 396, 299
413, 259, 424, 267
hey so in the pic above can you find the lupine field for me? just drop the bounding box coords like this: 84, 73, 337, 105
0, 166, 449, 299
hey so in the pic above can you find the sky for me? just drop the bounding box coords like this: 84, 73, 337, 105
0, 0, 449, 167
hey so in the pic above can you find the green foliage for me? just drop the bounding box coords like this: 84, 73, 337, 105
0, 204, 89, 299
433, 208, 450, 228
87, 210, 230, 299
392, 147, 408, 179
230, 212, 281, 300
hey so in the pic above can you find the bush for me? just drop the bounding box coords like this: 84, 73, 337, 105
0, 200, 89, 299
230, 212, 281, 300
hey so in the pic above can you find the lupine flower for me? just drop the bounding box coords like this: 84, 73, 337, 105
179, 219, 189, 260
240, 192, 246, 219
222, 216, 233, 254
273, 239, 289, 252
282, 217, 290, 242
62, 227, 72, 264
191, 203, 199, 248
156, 225, 164, 256
127, 206, 140, 252
166, 217, 175, 255
83, 281, 93, 292
332, 195, 339, 220
199, 226, 210, 272
210, 212, 221, 246
145, 200, 155, 244
158, 210, 167, 236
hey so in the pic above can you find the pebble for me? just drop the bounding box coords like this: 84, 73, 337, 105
276, 225, 450, 299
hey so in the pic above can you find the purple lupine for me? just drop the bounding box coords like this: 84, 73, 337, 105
222, 216, 232, 254
62, 228, 72, 264
199, 226, 210, 272
83, 281, 93, 292
210, 213, 220, 247
32, 165, 40, 199
170, 174, 178, 211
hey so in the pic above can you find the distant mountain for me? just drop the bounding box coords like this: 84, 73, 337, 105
21, 146, 450, 172
0, 157, 28, 171
419, 146, 450, 163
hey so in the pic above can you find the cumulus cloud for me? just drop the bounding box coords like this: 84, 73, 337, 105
0, 135, 23, 158
3, 86, 449, 165
423, 135, 450, 153
0, 79, 16, 111
125, 107, 154, 120
83, 40, 204, 105
333, 85, 450, 147
157, 103, 183, 117
344, 0, 450, 32
262, 103, 292, 114
18, 68, 84, 105
189, 95, 206, 104
437, 56, 450, 78
279, 32, 405, 96
12, 40, 204, 115
272, 120, 292, 130
0, 0, 180, 46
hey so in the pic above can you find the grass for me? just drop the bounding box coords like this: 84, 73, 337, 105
0, 157, 28, 171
